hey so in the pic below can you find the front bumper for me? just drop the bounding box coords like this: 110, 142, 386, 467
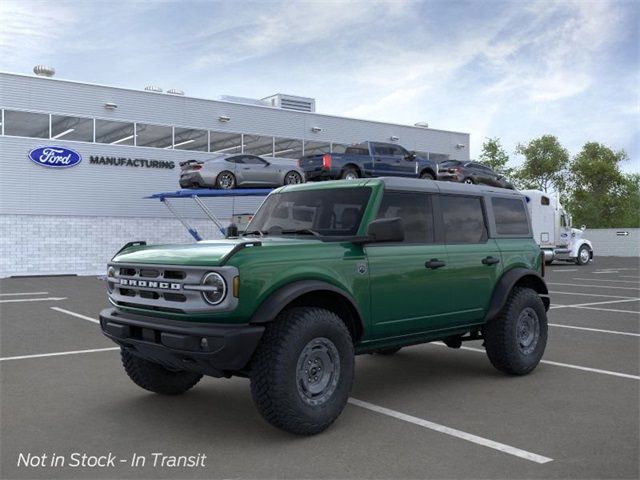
100, 308, 264, 377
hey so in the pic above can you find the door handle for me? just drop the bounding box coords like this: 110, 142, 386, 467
482, 256, 500, 265
425, 259, 446, 269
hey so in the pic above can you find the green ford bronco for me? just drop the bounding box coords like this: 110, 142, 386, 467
100, 177, 550, 435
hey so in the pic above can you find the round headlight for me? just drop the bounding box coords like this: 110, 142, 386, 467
107, 266, 116, 293
201, 272, 226, 305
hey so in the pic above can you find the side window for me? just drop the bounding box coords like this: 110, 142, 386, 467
373, 144, 392, 156
242, 155, 267, 165
390, 145, 407, 157
225, 156, 243, 164
541, 196, 550, 206
376, 191, 434, 243
492, 197, 530, 235
441, 195, 487, 243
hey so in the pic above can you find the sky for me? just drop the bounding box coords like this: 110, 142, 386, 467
1, 0, 638, 172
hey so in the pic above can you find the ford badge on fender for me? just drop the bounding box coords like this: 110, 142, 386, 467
28, 146, 82, 168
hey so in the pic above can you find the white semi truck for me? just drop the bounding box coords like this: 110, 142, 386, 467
521, 190, 594, 266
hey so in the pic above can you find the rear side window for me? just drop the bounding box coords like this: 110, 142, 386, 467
376, 191, 434, 243
345, 147, 369, 156
492, 197, 530, 235
441, 196, 487, 243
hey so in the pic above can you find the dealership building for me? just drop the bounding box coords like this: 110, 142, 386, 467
0, 69, 470, 277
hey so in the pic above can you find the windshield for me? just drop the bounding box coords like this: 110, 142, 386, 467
245, 187, 372, 237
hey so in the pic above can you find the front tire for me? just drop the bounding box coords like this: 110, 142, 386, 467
483, 287, 547, 375
576, 245, 591, 265
216, 171, 236, 189
121, 349, 202, 395
250, 307, 354, 435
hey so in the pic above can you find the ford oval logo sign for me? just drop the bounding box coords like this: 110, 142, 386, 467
28, 146, 82, 168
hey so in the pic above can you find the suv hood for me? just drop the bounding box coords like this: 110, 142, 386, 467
112, 237, 321, 266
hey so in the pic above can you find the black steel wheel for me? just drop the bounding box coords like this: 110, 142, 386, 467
216, 171, 236, 189
250, 307, 354, 435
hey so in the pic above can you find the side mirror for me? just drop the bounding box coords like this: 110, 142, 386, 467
405, 151, 416, 161
581, 224, 586, 231
364, 217, 404, 243
225, 223, 239, 238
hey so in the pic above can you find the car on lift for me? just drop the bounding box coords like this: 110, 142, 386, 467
298, 141, 438, 181
179, 154, 305, 189
437, 160, 515, 189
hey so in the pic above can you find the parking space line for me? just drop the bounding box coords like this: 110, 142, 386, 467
51, 307, 99, 324
572, 278, 640, 285
431, 343, 640, 380
549, 298, 640, 310
0, 292, 49, 296
0, 347, 119, 362
547, 282, 640, 291
549, 291, 637, 299
549, 323, 640, 337
570, 306, 639, 315
348, 398, 553, 464
0, 297, 67, 304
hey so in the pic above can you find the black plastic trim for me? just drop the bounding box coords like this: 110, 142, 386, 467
249, 280, 365, 337
485, 268, 549, 322
99, 308, 264, 376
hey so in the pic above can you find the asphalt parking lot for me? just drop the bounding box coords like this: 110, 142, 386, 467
1, 257, 638, 479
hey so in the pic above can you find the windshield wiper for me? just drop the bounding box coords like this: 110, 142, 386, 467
242, 230, 267, 237
280, 228, 322, 238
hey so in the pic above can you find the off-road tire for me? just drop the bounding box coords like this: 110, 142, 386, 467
341, 167, 359, 180
576, 245, 590, 265
420, 171, 435, 180
483, 287, 547, 376
121, 349, 202, 395
375, 347, 402, 355
250, 307, 355, 435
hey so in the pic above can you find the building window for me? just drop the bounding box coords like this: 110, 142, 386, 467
50, 114, 93, 142
244, 135, 274, 156
173, 127, 208, 151
304, 140, 330, 156
331, 143, 349, 154
95, 119, 135, 145
4, 110, 49, 138
136, 123, 173, 148
273, 137, 303, 159
210, 131, 243, 154
429, 153, 450, 163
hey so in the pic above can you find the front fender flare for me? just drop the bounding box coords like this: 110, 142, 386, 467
249, 279, 365, 333
485, 268, 549, 322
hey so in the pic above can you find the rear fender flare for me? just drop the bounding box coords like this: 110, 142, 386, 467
485, 268, 549, 322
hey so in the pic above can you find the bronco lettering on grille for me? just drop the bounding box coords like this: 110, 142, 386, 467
119, 279, 181, 290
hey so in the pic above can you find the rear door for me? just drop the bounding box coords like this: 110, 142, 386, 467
439, 194, 502, 325
366, 190, 453, 338
371, 143, 397, 177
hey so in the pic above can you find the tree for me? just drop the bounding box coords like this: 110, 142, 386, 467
565, 142, 636, 228
479, 137, 511, 174
514, 135, 569, 192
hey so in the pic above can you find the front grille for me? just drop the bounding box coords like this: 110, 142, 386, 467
107, 263, 238, 314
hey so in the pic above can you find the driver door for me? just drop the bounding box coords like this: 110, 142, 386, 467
237, 155, 273, 185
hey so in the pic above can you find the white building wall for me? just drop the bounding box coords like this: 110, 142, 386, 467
586, 228, 640, 258
0, 215, 225, 277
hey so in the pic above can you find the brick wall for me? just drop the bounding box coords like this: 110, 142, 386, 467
0, 215, 225, 277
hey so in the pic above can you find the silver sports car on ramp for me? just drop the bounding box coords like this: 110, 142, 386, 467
179, 154, 305, 189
